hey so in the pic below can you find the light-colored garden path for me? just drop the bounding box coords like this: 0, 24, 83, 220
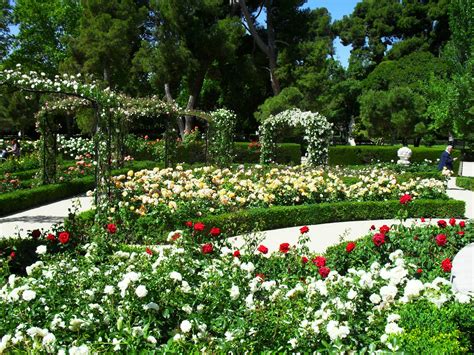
1, 177, 472, 245
229, 218, 459, 254
0, 195, 93, 239
460, 161, 474, 177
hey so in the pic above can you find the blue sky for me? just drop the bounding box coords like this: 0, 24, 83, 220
304, 0, 360, 67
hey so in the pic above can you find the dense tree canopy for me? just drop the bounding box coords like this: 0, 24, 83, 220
0, 0, 472, 146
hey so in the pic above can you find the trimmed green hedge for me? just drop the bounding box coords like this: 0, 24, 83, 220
0, 178, 95, 216
198, 199, 465, 236
329, 146, 461, 171
456, 177, 474, 191
75, 199, 465, 243
130, 142, 302, 165
233, 142, 301, 164
0, 161, 160, 217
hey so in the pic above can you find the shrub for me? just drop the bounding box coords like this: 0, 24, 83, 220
75, 199, 465, 244
457, 177, 474, 191
198, 199, 465, 238
0, 161, 159, 216
329, 146, 461, 172
395, 301, 473, 353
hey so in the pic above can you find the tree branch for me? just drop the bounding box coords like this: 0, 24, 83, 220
238, 0, 270, 57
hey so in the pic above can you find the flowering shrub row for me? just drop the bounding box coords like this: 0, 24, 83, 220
108, 165, 447, 232
0, 219, 471, 353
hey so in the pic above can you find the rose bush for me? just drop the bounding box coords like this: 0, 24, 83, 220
107, 165, 447, 240
0, 220, 472, 353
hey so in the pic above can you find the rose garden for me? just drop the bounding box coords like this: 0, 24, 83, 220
1, 0, 474, 353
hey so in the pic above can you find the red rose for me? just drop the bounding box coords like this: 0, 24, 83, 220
312, 256, 326, 267
145, 247, 153, 255
416, 268, 423, 274
457, 231, 465, 236
233, 250, 241, 258
256, 273, 265, 281
279, 243, 290, 253
346, 242, 356, 253
300, 226, 309, 234
185, 221, 193, 228
257, 245, 268, 254
435, 233, 447, 246
194, 222, 205, 232
301, 256, 309, 264
373, 233, 386, 247
210, 227, 221, 237
58, 231, 70, 244
437, 220, 447, 228
370, 225, 376, 230
399, 194, 412, 205
449, 218, 456, 227
46, 233, 56, 241
202, 243, 213, 254
107, 223, 117, 234
31, 229, 41, 239
441, 258, 452, 272
379, 225, 390, 235
10, 251, 15, 259
459, 221, 466, 228
421, 217, 426, 222
319, 266, 330, 278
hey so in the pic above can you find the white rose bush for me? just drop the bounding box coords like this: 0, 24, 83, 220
0, 217, 472, 353
259, 109, 333, 166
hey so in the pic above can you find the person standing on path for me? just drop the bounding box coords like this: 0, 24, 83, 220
438, 145, 456, 172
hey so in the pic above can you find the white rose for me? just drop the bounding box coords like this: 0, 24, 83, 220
36, 245, 47, 255
180, 320, 192, 333
22, 290, 36, 301
135, 285, 148, 298
229, 285, 240, 300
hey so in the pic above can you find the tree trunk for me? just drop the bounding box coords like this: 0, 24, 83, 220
238, 0, 281, 96
165, 83, 185, 138
184, 66, 208, 133
265, 0, 280, 95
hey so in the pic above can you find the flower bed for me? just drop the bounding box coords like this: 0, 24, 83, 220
107, 165, 448, 239
0, 220, 472, 353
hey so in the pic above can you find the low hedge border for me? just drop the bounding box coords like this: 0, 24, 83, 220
0, 161, 159, 217
456, 177, 474, 191
329, 146, 461, 172
74, 199, 465, 243
198, 199, 465, 236
129, 142, 302, 165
